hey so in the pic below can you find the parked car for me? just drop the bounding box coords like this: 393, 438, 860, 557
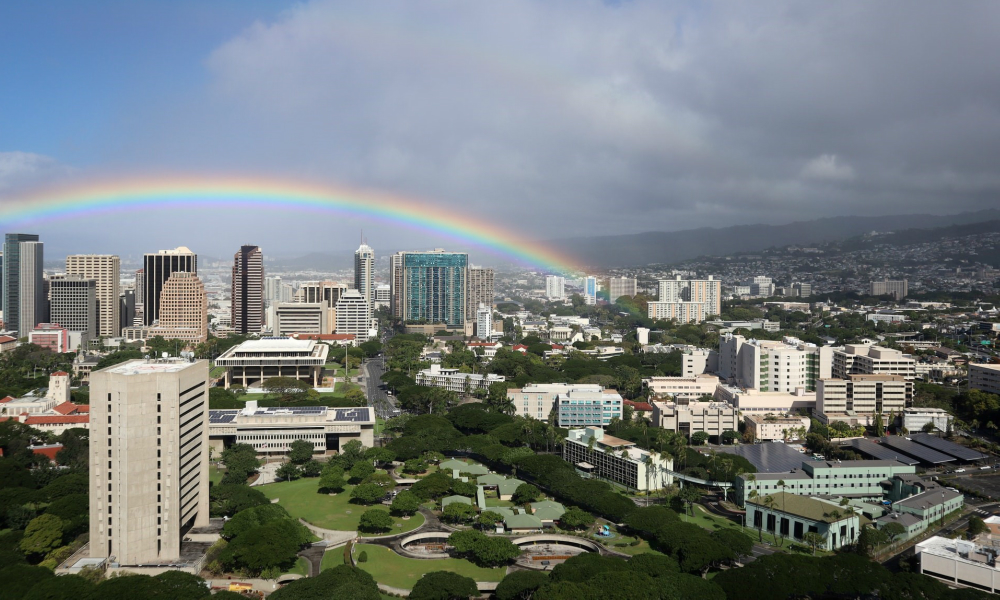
955, 468, 967, 473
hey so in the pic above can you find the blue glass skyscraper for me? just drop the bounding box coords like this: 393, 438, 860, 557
401, 250, 468, 326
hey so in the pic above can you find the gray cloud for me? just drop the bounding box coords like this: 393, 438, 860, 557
22, 0, 1000, 256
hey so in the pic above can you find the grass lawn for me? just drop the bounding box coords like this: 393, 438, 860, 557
353, 544, 504, 590
375, 418, 385, 436
283, 557, 310, 577
320, 549, 344, 572
210, 366, 225, 378
209, 465, 224, 485
259, 478, 424, 535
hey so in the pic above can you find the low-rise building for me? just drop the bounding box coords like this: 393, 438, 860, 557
715, 385, 817, 415
208, 402, 374, 455
744, 414, 810, 442
215, 337, 329, 389
651, 400, 738, 437
916, 536, 1000, 594
970, 363, 1000, 396
28, 323, 71, 353
902, 408, 952, 433
735, 459, 917, 505
557, 388, 623, 428
563, 427, 673, 491
415, 363, 505, 393
746, 492, 863, 550
0, 336, 17, 353
644, 374, 719, 400
466, 341, 503, 359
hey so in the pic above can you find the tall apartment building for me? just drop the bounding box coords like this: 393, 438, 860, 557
3, 234, 45, 337
354, 243, 374, 310
791, 282, 812, 298
265, 275, 293, 305
816, 374, 913, 424
274, 303, 327, 336
89, 359, 211, 564
718, 333, 834, 392
373, 284, 391, 310
608, 277, 637, 302
134, 268, 145, 326
832, 344, 916, 380
584, 276, 598, 305
647, 275, 721, 324
475, 304, 493, 340
871, 279, 908, 301
390, 252, 405, 319
66, 255, 120, 336
231, 245, 264, 334
466, 266, 494, 322
334, 289, 371, 342
399, 250, 468, 326
545, 275, 566, 300
143, 247, 197, 326
969, 363, 1000, 396
49, 275, 98, 338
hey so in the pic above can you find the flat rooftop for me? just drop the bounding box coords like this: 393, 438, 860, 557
232, 338, 315, 352
103, 359, 199, 375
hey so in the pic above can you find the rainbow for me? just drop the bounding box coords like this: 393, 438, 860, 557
0, 175, 582, 273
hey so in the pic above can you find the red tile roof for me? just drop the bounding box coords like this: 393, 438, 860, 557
625, 400, 655, 412
51, 371, 69, 376
74, 405, 90, 413
0, 396, 14, 404
30, 445, 63, 461
52, 402, 83, 415
24, 415, 89, 425
0, 336, 16, 344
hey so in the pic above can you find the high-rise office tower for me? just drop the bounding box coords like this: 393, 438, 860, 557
390, 252, 404, 319
335, 289, 372, 342
66, 254, 120, 337
89, 358, 211, 564
231, 245, 264, 334
466, 266, 495, 322
120, 290, 136, 332
545, 275, 566, 300
49, 275, 98, 338
399, 250, 468, 326
584, 276, 598, 305
354, 242, 374, 311
143, 247, 197, 326
608, 277, 637, 303
157, 272, 208, 343
134, 268, 145, 326
2, 234, 44, 338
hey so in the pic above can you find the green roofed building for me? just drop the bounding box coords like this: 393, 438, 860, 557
441, 495, 474, 509
440, 459, 490, 476
530, 500, 566, 523
504, 512, 543, 533
746, 492, 865, 551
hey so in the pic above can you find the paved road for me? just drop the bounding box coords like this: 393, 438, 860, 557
363, 356, 399, 421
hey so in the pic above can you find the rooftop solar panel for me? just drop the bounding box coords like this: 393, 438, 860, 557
846, 439, 920, 465
878, 436, 955, 464
910, 433, 987, 461
717, 443, 807, 473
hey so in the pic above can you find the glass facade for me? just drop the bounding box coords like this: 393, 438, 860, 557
402, 252, 468, 326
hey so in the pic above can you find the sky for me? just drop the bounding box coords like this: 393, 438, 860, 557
1, 1, 999, 261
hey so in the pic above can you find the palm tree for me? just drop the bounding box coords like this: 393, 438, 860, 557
643, 454, 655, 505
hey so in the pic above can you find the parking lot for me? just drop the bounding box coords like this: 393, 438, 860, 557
941, 473, 1000, 500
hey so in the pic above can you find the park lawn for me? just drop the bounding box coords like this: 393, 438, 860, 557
209, 465, 224, 485
375, 418, 385, 436
320, 550, 344, 572
259, 478, 423, 535
353, 544, 504, 590
283, 557, 310, 577
210, 366, 225, 378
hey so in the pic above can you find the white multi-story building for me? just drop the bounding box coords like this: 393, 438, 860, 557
608, 277, 637, 302
816, 374, 913, 425
475, 303, 493, 340
750, 276, 775, 298
719, 333, 834, 392
89, 359, 211, 565
902, 408, 952, 433
970, 363, 1000, 396
647, 275, 721, 323
916, 536, 1000, 594
215, 338, 329, 389
866, 312, 908, 324
208, 403, 374, 456
415, 364, 505, 393
871, 279, 908, 301
744, 414, 811, 442
715, 384, 817, 415
644, 374, 720, 400
334, 289, 371, 342
274, 302, 328, 337
49, 275, 98, 338
651, 400, 738, 437
354, 243, 375, 311
505, 383, 622, 426
563, 428, 673, 492
545, 275, 566, 300
682, 348, 718, 376
832, 344, 916, 380
584, 276, 598, 305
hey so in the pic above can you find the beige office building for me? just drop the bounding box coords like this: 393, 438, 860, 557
466, 267, 495, 322
644, 374, 720, 400
124, 272, 208, 344
744, 414, 811, 442
816, 374, 913, 425
275, 302, 329, 336
832, 344, 916, 380
89, 359, 210, 565
651, 399, 739, 437
970, 363, 1000, 396
66, 254, 120, 336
